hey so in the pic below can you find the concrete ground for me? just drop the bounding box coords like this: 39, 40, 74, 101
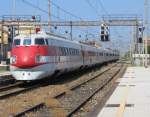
97, 67, 150, 117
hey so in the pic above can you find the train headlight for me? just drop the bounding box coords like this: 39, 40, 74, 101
10, 56, 16, 64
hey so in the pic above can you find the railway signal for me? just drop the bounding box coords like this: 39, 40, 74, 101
100, 24, 110, 42
138, 27, 144, 43
138, 37, 143, 43
8, 26, 15, 43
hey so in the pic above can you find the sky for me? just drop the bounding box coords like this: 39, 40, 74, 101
0, 0, 145, 20
0, 0, 147, 53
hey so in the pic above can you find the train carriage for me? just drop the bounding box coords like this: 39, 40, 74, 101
10, 31, 119, 81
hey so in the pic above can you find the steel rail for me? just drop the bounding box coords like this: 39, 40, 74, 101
67, 64, 124, 117
13, 62, 124, 117
0, 83, 43, 100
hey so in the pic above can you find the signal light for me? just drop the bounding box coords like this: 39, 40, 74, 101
100, 24, 110, 42
138, 37, 143, 43
101, 35, 105, 41
138, 27, 144, 43
8, 26, 15, 43
139, 27, 142, 32
105, 34, 109, 41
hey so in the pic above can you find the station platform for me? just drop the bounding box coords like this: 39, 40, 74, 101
0, 64, 10, 77
97, 67, 150, 117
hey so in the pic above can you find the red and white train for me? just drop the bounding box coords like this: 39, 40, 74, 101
10, 31, 119, 81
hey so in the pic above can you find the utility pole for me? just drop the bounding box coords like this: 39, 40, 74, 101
48, 0, 51, 32
131, 27, 135, 64
144, 0, 149, 67
130, 26, 136, 65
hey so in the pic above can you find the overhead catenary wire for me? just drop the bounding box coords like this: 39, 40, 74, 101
84, 0, 102, 38
51, 1, 83, 20
97, 0, 109, 15
22, 0, 84, 21
85, 0, 101, 17
21, 0, 96, 40
21, 0, 65, 20
50, 1, 91, 38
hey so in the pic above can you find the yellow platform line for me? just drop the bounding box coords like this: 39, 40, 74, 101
116, 70, 133, 117
116, 85, 129, 117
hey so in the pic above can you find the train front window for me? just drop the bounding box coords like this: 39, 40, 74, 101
35, 38, 45, 45
23, 39, 31, 46
14, 39, 20, 46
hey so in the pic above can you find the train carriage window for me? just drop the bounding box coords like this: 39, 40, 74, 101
64, 48, 67, 56
14, 39, 20, 46
59, 47, 63, 55
77, 50, 79, 55
67, 48, 69, 56
73, 49, 75, 55
61, 47, 63, 55
61, 47, 64, 56
23, 39, 31, 46
35, 38, 45, 45
74, 49, 78, 55
75, 49, 77, 55
72, 49, 74, 55
70, 48, 73, 55
65, 48, 68, 56
61, 47, 66, 56
99, 53, 103, 56
45, 39, 49, 45
69, 48, 72, 55
66, 48, 68, 55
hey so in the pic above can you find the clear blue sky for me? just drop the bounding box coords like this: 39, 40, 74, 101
0, 0, 147, 53
0, 0, 145, 20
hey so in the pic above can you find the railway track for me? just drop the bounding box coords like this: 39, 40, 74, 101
0, 81, 45, 100
0, 75, 15, 86
12, 62, 126, 117
0, 81, 23, 92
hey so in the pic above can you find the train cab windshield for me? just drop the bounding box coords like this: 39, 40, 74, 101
35, 38, 45, 45
13, 39, 21, 46
23, 39, 31, 46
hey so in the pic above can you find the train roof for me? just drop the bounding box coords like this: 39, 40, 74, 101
14, 32, 119, 52
14, 31, 80, 44
14, 32, 100, 48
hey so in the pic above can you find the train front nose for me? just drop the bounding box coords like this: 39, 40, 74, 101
11, 47, 37, 68
17, 54, 36, 68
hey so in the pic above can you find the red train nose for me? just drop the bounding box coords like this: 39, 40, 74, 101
16, 55, 36, 68
11, 46, 37, 68
11, 46, 48, 68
